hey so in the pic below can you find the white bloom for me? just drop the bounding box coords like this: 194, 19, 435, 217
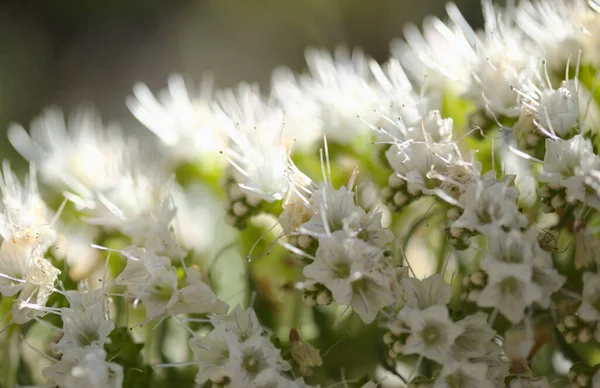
301, 182, 393, 248
54, 300, 114, 353
88, 169, 181, 255
129, 266, 227, 320
302, 182, 363, 235
401, 274, 452, 310
64, 288, 108, 311
209, 305, 264, 341
391, 11, 476, 92
303, 232, 395, 323
216, 84, 293, 202
518, 72, 580, 138
477, 260, 541, 324
454, 172, 527, 234
403, 305, 464, 364
0, 229, 60, 324
113, 247, 171, 287
129, 266, 179, 320
189, 327, 237, 385
433, 361, 494, 388
459, 1, 539, 116
8, 107, 131, 208
515, 0, 599, 69
301, 47, 386, 144
168, 268, 229, 315
385, 140, 456, 196
370, 58, 440, 135
0, 162, 57, 249
226, 335, 290, 387
43, 347, 123, 388
452, 312, 496, 359
578, 272, 600, 324
539, 135, 600, 209
127, 74, 226, 162
270, 68, 323, 150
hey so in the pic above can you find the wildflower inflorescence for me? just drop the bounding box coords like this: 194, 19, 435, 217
1, 0, 600, 387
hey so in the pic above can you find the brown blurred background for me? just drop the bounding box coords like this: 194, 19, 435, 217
0, 0, 485, 160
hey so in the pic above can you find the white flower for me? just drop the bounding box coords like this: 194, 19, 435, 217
54, 300, 114, 354
0, 229, 60, 324
0, 162, 57, 250
515, 0, 599, 69
385, 140, 456, 196
454, 172, 527, 234
301, 47, 386, 144
113, 247, 171, 287
452, 312, 496, 359
477, 260, 542, 324
403, 305, 464, 364
209, 305, 264, 341
539, 135, 600, 209
8, 107, 131, 208
459, 1, 539, 116
168, 268, 229, 316
249, 369, 304, 388
369, 58, 440, 136
127, 74, 226, 162
578, 272, 600, 324
301, 182, 363, 236
88, 169, 181, 255
189, 327, 237, 385
470, 341, 509, 385
401, 274, 452, 310
43, 347, 123, 388
129, 266, 227, 320
226, 335, 290, 387
216, 84, 293, 202
304, 232, 395, 323
129, 266, 179, 320
270, 67, 323, 150
391, 11, 476, 92
433, 361, 495, 388
517, 71, 580, 138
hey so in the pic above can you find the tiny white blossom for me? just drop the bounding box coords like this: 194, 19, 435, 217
401, 274, 452, 310
226, 335, 290, 387
452, 312, 496, 359
8, 107, 132, 209
43, 347, 123, 388
127, 74, 226, 162
433, 361, 495, 388
54, 300, 114, 354
539, 135, 600, 209
301, 47, 386, 144
403, 305, 464, 364
216, 85, 293, 202
189, 327, 237, 385
303, 232, 395, 323
454, 172, 528, 234
477, 261, 542, 324
578, 272, 600, 329
209, 305, 264, 341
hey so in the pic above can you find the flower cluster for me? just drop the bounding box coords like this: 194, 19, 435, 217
1, 0, 600, 387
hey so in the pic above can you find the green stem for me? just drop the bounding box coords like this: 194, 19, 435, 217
6, 324, 19, 388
